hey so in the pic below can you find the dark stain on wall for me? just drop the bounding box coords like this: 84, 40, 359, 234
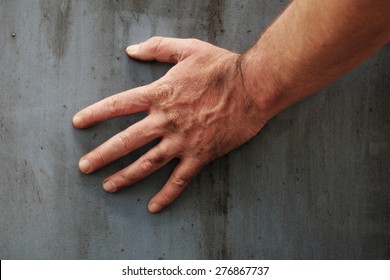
40, 0, 72, 59
127, 0, 152, 20
365, 45, 390, 259
199, 156, 231, 259
206, 0, 224, 44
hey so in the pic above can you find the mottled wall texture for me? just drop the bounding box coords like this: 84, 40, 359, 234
1, 0, 389, 259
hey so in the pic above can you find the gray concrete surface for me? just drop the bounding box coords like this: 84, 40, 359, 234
0, 0, 389, 259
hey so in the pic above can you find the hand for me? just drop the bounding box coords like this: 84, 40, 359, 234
72, 36, 267, 213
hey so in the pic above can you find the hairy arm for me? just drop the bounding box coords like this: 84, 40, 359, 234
243, 0, 390, 120
73, 0, 390, 213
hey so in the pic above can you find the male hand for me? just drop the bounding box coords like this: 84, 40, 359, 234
72, 37, 266, 213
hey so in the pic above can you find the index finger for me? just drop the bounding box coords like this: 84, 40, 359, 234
72, 84, 152, 129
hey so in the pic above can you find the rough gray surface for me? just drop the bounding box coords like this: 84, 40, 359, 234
0, 0, 389, 259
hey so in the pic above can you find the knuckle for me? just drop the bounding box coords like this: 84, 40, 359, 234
90, 150, 104, 167
119, 173, 132, 186
188, 38, 200, 46
148, 36, 163, 44
108, 96, 120, 115
185, 38, 202, 51
117, 131, 132, 152
151, 84, 174, 101
155, 144, 169, 159
170, 174, 188, 190
151, 150, 167, 164
148, 36, 164, 56
140, 157, 154, 172
87, 107, 96, 124
161, 111, 179, 132
140, 146, 168, 172
159, 191, 174, 203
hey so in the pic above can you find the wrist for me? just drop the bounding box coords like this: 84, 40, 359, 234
237, 47, 285, 122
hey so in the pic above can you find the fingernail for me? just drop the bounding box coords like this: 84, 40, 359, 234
79, 158, 92, 174
126, 44, 139, 55
72, 114, 82, 127
148, 202, 163, 213
103, 180, 116, 193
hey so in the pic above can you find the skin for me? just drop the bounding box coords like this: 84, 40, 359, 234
73, 0, 390, 213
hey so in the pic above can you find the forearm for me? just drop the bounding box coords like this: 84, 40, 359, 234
242, 0, 390, 120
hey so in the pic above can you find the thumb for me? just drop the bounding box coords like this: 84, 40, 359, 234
126, 36, 197, 64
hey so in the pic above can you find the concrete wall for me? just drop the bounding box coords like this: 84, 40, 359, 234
1, 0, 389, 259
